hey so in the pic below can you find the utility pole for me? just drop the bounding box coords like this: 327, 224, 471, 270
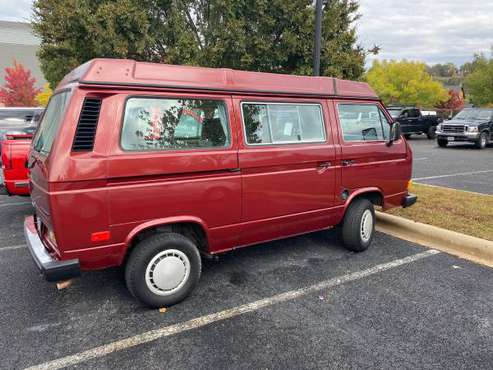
313, 0, 323, 76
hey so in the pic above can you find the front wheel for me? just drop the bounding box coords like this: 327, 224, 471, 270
341, 199, 375, 252
125, 233, 202, 308
475, 132, 488, 149
427, 126, 437, 139
437, 139, 448, 148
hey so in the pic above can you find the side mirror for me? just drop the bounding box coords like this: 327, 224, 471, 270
387, 122, 401, 146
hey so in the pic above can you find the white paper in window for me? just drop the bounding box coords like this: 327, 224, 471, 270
283, 122, 293, 136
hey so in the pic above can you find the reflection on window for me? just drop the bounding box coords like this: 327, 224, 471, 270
242, 103, 325, 145
338, 104, 389, 142
121, 98, 230, 151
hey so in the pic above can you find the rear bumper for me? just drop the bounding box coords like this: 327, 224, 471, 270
403, 194, 417, 208
24, 216, 80, 282
4, 179, 30, 195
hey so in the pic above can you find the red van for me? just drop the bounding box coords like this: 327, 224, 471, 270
25, 59, 415, 307
1, 132, 32, 195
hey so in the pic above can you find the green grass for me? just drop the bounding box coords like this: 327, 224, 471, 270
388, 183, 493, 241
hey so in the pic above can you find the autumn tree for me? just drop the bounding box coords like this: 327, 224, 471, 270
0, 61, 41, 106
437, 90, 464, 111
32, 0, 367, 87
35, 83, 53, 107
365, 60, 448, 107
464, 54, 493, 107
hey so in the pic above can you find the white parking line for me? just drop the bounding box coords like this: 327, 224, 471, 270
0, 201, 31, 208
414, 169, 493, 181
413, 157, 428, 161
25, 249, 440, 370
0, 244, 26, 252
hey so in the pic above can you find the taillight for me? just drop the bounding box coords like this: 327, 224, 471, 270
1, 146, 12, 170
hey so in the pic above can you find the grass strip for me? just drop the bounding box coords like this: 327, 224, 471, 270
388, 183, 493, 241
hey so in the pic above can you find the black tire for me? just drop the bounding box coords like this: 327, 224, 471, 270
341, 199, 375, 252
404, 134, 412, 140
475, 132, 488, 149
427, 126, 437, 140
437, 139, 448, 148
125, 233, 202, 308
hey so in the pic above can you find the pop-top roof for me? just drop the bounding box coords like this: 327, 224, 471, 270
59, 58, 378, 99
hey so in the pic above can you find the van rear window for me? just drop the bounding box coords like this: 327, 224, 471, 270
121, 98, 231, 151
33, 91, 71, 154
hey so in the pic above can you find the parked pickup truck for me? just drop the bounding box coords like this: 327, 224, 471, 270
436, 108, 493, 149
387, 106, 443, 140
1, 132, 32, 195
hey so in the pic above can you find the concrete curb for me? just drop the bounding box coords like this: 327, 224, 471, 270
376, 211, 493, 268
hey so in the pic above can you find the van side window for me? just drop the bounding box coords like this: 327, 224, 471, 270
121, 98, 230, 151
242, 103, 325, 145
337, 104, 388, 142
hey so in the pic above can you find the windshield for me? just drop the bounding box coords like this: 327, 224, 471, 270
388, 109, 401, 119
33, 91, 71, 154
454, 109, 493, 121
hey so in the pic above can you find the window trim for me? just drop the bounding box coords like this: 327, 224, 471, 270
119, 95, 233, 153
336, 102, 391, 144
240, 101, 327, 147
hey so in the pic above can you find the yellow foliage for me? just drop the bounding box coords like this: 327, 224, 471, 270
365, 60, 448, 107
35, 83, 53, 107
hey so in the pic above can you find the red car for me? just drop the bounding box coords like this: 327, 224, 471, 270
1, 132, 32, 195
25, 59, 415, 307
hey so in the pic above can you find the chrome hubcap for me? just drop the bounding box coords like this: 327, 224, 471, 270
360, 210, 373, 243
145, 249, 190, 296
481, 135, 486, 146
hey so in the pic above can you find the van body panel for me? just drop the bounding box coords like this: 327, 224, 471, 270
234, 96, 338, 247
331, 100, 411, 208
106, 92, 242, 251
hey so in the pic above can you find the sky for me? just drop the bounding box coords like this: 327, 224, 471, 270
1, 0, 492, 67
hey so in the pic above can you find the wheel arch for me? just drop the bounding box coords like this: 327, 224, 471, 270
343, 188, 384, 213
124, 216, 210, 257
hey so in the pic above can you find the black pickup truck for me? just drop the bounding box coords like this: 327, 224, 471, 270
436, 108, 493, 149
387, 106, 443, 140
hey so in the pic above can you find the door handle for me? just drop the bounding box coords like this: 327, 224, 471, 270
341, 160, 355, 166
317, 161, 331, 169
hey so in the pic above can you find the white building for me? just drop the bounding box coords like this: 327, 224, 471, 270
0, 21, 46, 95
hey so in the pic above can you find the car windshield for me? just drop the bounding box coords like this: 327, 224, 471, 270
454, 109, 493, 121
388, 109, 401, 118
33, 91, 71, 154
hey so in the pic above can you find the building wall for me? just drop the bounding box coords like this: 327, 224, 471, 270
0, 21, 46, 93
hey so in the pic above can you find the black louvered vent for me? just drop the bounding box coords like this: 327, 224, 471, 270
72, 97, 102, 151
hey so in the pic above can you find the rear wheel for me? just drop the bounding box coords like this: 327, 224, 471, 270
427, 126, 437, 139
475, 132, 488, 149
437, 139, 448, 148
341, 199, 375, 252
125, 233, 202, 308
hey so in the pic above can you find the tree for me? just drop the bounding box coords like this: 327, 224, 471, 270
32, 0, 367, 87
365, 60, 448, 107
437, 90, 465, 112
464, 55, 493, 106
0, 61, 41, 107
35, 83, 53, 107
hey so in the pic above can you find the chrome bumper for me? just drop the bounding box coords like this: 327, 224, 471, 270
24, 216, 80, 282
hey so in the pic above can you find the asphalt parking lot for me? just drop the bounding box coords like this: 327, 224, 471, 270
409, 136, 493, 194
1, 192, 493, 369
